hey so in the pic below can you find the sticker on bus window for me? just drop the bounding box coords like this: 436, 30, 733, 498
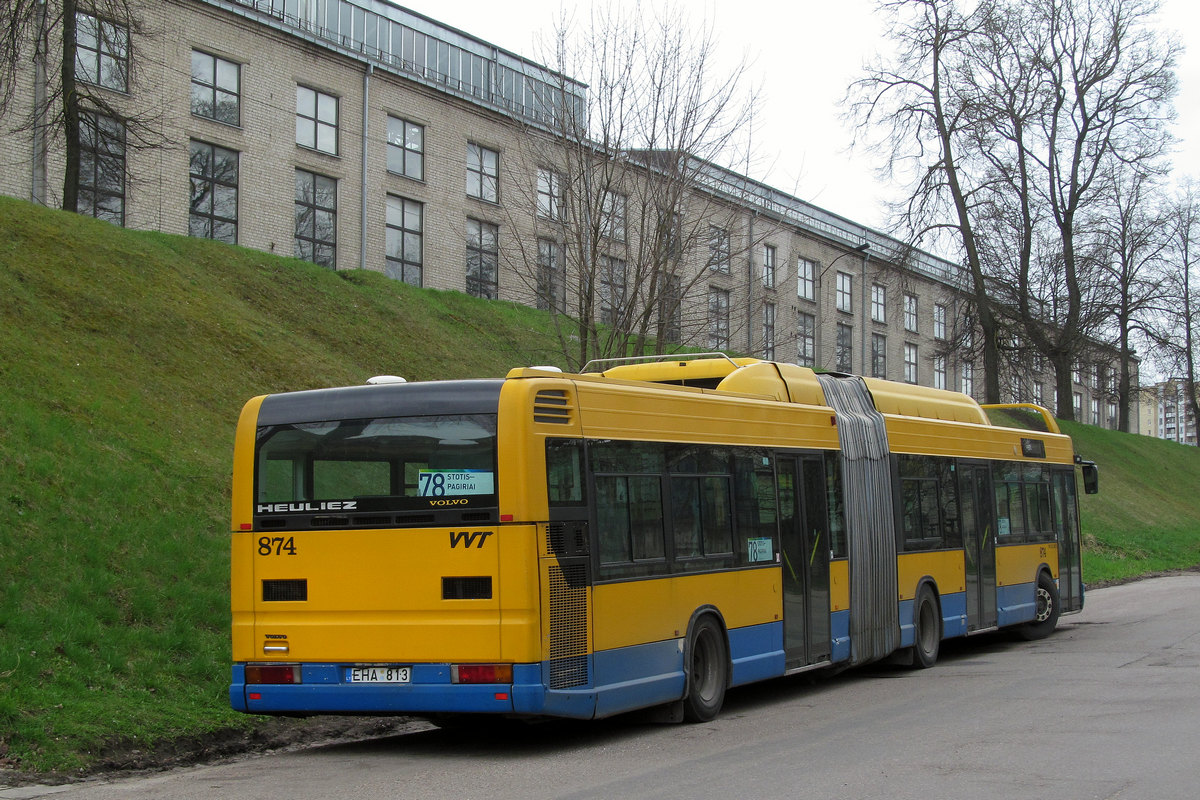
747, 537, 774, 563
998, 517, 1011, 537
417, 469, 495, 497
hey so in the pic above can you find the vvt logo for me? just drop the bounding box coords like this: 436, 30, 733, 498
449, 531, 494, 549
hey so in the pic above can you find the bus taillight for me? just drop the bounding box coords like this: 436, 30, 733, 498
451, 664, 513, 684
245, 664, 301, 684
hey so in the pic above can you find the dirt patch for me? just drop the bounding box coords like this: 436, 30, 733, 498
0, 716, 432, 788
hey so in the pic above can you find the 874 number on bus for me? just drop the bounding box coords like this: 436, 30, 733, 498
258, 536, 297, 556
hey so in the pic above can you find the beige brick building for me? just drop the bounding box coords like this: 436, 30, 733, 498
0, 0, 1134, 423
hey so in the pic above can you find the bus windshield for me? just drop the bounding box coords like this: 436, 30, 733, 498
255, 414, 498, 514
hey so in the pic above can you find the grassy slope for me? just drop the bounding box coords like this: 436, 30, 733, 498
1, 197, 1197, 772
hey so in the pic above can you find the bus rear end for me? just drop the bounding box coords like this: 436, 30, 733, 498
228, 379, 541, 716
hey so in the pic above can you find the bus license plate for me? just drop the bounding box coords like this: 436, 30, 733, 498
346, 666, 411, 683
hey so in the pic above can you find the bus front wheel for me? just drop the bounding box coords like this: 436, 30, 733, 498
911, 586, 941, 669
683, 615, 728, 723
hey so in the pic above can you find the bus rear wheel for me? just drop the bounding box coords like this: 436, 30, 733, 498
911, 586, 941, 669
683, 616, 728, 723
1018, 572, 1060, 640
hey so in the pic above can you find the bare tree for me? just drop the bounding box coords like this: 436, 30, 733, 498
1022, 0, 1177, 419
853, 0, 1178, 419
1, 0, 161, 216
503, 3, 761, 370
1093, 166, 1172, 430
1157, 183, 1200, 428
849, 0, 1005, 403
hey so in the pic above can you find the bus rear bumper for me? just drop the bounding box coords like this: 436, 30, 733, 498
230, 662, 546, 716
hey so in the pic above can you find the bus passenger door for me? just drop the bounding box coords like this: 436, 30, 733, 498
778, 455, 831, 668
959, 462, 997, 631
1052, 469, 1083, 613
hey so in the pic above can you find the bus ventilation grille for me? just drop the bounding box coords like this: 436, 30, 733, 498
533, 390, 573, 425
546, 521, 589, 556
262, 579, 308, 602
547, 563, 589, 689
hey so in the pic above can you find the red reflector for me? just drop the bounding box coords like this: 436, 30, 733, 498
500, 514, 514, 522
453, 664, 513, 684
240, 523, 253, 530
245, 664, 300, 684
494, 692, 509, 700
249, 692, 262, 700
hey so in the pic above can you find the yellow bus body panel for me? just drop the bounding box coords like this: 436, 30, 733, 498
996, 542, 1058, 587
829, 559, 849, 612
897, 550, 967, 601
232, 525, 540, 664
591, 568, 781, 652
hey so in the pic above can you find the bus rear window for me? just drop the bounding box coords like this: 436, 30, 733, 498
255, 414, 498, 514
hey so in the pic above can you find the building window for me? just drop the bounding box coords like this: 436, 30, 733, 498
797, 257, 815, 301
708, 288, 730, 350
933, 355, 946, 390
77, 111, 125, 225
709, 226, 730, 273
188, 140, 238, 243
537, 238, 564, 313
763, 303, 776, 360
190, 51, 239, 125
658, 209, 682, 260
598, 256, 626, 325
797, 312, 816, 367
467, 143, 499, 203
601, 190, 626, 241
961, 362, 974, 396
386, 116, 424, 180
933, 303, 947, 340
836, 272, 853, 313
466, 219, 499, 299
385, 195, 423, 285
836, 323, 853, 372
904, 343, 919, 384
1033, 382, 1044, 406
1073, 391, 1083, 419
1072, 361, 1082, 385
537, 168, 565, 220
871, 333, 887, 378
762, 245, 777, 289
904, 294, 919, 332
294, 169, 336, 268
1090, 397, 1100, 424
296, 85, 338, 154
76, 12, 128, 92
871, 284, 886, 323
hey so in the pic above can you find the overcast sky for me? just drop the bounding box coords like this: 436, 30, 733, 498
399, 0, 1199, 234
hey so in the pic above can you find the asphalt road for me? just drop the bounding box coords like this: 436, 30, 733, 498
7, 575, 1200, 800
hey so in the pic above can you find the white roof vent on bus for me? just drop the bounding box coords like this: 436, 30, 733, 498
529, 365, 563, 372
366, 375, 407, 385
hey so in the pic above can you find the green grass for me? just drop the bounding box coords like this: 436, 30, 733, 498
1, 196, 1198, 774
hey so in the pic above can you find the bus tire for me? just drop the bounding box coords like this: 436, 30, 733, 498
911, 586, 941, 669
683, 615, 728, 723
1018, 572, 1060, 641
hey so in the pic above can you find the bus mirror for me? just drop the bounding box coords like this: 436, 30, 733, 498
1081, 463, 1099, 495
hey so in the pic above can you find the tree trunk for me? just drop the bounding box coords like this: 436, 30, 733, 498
60, 0, 80, 213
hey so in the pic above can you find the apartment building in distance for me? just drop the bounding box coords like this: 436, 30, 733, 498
0, 0, 1132, 427
1139, 380, 1198, 445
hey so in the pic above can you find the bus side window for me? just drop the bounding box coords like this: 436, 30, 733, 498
825, 452, 847, 559
546, 438, 586, 506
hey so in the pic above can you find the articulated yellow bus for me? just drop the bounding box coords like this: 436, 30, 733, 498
229, 355, 1096, 722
